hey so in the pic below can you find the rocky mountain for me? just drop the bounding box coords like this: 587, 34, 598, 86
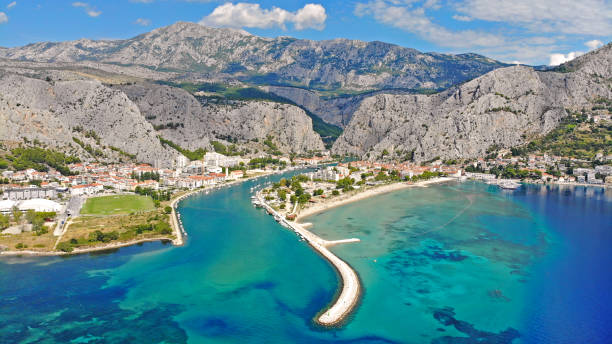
0, 73, 175, 165
332, 44, 612, 161
0, 22, 506, 92
0, 64, 324, 165
262, 86, 370, 127
117, 83, 325, 154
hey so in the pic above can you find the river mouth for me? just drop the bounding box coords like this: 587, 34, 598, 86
1, 178, 611, 343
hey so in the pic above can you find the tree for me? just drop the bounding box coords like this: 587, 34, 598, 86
57, 242, 74, 252
12, 206, 22, 223
298, 193, 311, 204
277, 189, 287, 201
164, 206, 173, 214
0, 213, 9, 230
374, 172, 388, 181
25, 209, 37, 224
332, 190, 340, 196
336, 177, 354, 190
313, 189, 324, 196
154, 221, 172, 235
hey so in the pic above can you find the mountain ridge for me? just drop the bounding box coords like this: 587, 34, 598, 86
0, 21, 507, 93
332, 43, 612, 161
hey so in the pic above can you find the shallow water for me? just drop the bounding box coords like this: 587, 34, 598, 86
1, 178, 610, 343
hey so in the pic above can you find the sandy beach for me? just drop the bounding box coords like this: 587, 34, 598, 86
298, 177, 455, 221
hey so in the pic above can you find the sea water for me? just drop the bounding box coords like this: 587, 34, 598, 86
0, 178, 610, 343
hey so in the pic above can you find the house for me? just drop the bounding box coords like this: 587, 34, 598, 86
70, 183, 103, 196
135, 180, 159, 190
3, 187, 58, 200
229, 170, 244, 180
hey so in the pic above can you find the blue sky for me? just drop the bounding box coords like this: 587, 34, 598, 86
0, 0, 610, 65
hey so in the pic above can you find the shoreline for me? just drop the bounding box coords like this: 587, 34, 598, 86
1, 170, 281, 257
0, 237, 173, 256
255, 191, 362, 326
297, 177, 455, 221
273, 177, 455, 326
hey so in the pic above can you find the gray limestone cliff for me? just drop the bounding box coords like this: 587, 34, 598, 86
332, 44, 612, 161
0, 73, 176, 165
118, 83, 325, 153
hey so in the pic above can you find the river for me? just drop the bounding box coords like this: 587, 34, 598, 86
1, 172, 611, 343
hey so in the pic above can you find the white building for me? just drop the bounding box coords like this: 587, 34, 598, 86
175, 154, 189, 169
18, 199, 63, 212
3, 187, 57, 201
70, 183, 103, 196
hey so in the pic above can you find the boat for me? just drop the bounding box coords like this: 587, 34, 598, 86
498, 180, 521, 190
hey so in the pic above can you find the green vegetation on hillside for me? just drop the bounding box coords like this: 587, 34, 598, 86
210, 140, 246, 156
81, 195, 155, 215
159, 137, 206, 161
0, 146, 80, 175
72, 137, 103, 158
512, 110, 611, 160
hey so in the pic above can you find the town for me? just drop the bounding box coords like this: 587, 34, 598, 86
1, 146, 611, 254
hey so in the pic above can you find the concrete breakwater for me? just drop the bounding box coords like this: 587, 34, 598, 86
255, 192, 361, 326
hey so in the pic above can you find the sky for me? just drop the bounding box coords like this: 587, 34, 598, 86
0, 0, 610, 65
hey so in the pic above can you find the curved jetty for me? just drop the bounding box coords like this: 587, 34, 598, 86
257, 193, 361, 326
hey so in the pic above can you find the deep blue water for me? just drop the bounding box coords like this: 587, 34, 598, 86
0, 177, 610, 344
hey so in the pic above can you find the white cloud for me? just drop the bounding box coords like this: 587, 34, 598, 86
7, 1, 16, 9
548, 51, 583, 66
199, 3, 327, 31
72, 2, 101, 17
355, 0, 611, 64
354, 0, 504, 48
456, 0, 612, 36
452, 14, 472, 22
0, 12, 7, 24
585, 39, 604, 50
135, 18, 151, 26
293, 4, 327, 30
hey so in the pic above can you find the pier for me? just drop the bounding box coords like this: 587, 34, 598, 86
256, 192, 361, 326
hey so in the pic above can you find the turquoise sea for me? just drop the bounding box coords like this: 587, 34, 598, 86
1, 173, 611, 344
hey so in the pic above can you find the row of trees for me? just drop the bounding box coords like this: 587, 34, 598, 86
134, 187, 172, 202
131, 171, 160, 181
249, 157, 287, 169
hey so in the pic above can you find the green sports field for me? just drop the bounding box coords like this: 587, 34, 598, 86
80, 195, 155, 215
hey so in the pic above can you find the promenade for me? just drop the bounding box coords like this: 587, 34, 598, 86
256, 192, 361, 326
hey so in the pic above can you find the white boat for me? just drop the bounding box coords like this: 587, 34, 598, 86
498, 180, 521, 190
